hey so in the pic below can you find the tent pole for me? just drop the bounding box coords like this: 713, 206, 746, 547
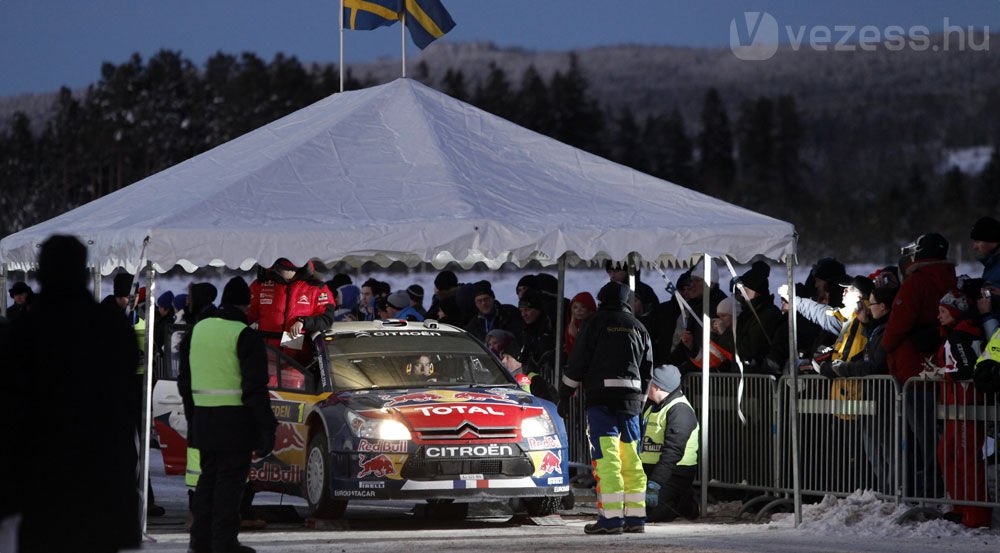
626, 253, 636, 292
92, 266, 102, 302
553, 256, 567, 381
401, 11, 407, 78
339, 0, 345, 93
786, 255, 801, 526
140, 262, 156, 538
0, 264, 7, 318
700, 254, 711, 512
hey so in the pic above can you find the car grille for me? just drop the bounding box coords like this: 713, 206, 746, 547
401, 445, 533, 480
413, 421, 518, 440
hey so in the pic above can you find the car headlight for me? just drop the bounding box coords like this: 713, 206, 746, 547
346, 410, 412, 440
521, 412, 556, 438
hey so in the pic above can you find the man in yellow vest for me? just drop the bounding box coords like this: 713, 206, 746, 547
640, 364, 700, 522
973, 328, 1000, 393
179, 277, 276, 553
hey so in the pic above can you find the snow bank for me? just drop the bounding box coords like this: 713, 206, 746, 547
769, 490, 998, 540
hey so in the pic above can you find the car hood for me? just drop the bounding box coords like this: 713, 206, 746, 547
339, 387, 548, 442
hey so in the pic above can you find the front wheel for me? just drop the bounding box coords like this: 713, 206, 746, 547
304, 433, 348, 519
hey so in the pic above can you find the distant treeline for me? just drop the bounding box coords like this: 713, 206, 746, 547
2, 49, 998, 260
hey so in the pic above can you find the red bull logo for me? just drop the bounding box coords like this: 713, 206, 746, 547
538, 451, 562, 475
273, 423, 305, 453
381, 392, 442, 407
357, 454, 395, 478
453, 391, 518, 404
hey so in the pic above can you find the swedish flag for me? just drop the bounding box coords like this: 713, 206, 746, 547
343, 0, 401, 31
402, 0, 455, 49
342, 0, 455, 49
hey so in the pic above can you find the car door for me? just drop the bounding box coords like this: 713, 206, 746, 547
150, 323, 190, 475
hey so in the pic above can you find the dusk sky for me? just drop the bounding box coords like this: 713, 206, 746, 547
2, 0, 998, 96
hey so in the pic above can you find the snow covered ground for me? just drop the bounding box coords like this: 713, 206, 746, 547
132, 454, 1000, 553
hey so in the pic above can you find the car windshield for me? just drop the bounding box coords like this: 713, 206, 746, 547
325, 331, 514, 390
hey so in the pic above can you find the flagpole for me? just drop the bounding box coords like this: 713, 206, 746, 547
401, 10, 407, 78
339, 0, 345, 92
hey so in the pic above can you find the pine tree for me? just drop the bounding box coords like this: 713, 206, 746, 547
698, 88, 735, 193
611, 106, 643, 170
662, 109, 694, 186
736, 97, 774, 183
774, 95, 802, 191
441, 68, 469, 101
472, 62, 514, 120
548, 53, 605, 155
512, 65, 552, 134
0, 112, 40, 234
979, 144, 1000, 212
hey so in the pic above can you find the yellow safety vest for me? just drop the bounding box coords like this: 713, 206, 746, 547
640, 395, 699, 466
978, 329, 1000, 365
189, 318, 246, 407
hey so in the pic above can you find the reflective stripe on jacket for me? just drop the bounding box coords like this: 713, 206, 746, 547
640, 394, 698, 467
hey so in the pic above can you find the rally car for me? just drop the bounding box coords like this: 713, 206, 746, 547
152, 319, 570, 518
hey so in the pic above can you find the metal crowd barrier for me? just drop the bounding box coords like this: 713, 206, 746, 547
684, 373, 779, 493
899, 378, 999, 525
777, 375, 900, 500
547, 368, 1000, 524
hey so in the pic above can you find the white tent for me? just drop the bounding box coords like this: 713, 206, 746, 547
0, 78, 794, 274
0, 78, 803, 527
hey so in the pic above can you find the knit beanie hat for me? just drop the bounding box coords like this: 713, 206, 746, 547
173, 293, 188, 312
157, 290, 175, 309
189, 282, 218, 313
738, 261, 771, 296
516, 274, 538, 290
716, 296, 735, 315
328, 273, 353, 291
221, 277, 251, 307
387, 290, 410, 310
406, 284, 424, 302
473, 280, 495, 299
970, 216, 1000, 243
571, 292, 597, 313
113, 272, 134, 297
651, 364, 682, 393
939, 288, 971, 320
434, 270, 458, 291
9, 281, 31, 298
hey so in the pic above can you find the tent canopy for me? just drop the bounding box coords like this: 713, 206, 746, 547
0, 78, 795, 275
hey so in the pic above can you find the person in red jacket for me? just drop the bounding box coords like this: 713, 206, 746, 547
882, 233, 956, 498
248, 258, 335, 363
933, 284, 990, 528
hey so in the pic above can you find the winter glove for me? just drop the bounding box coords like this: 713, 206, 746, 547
777, 284, 790, 303
819, 359, 844, 379
255, 429, 275, 459
974, 360, 1000, 395
645, 481, 661, 507
557, 396, 571, 420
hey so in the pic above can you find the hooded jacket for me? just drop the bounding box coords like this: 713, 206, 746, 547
882, 259, 957, 383
561, 282, 654, 415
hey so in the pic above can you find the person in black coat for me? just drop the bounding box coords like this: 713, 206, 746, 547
465, 281, 522, 342
6, 235, 141, 553
732, 262, 788, 376
179, 277, 276, 553
516, 288, 556, 380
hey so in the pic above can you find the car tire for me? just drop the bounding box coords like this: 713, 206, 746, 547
524, 496, 562, 517
304, 433, 347, 519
